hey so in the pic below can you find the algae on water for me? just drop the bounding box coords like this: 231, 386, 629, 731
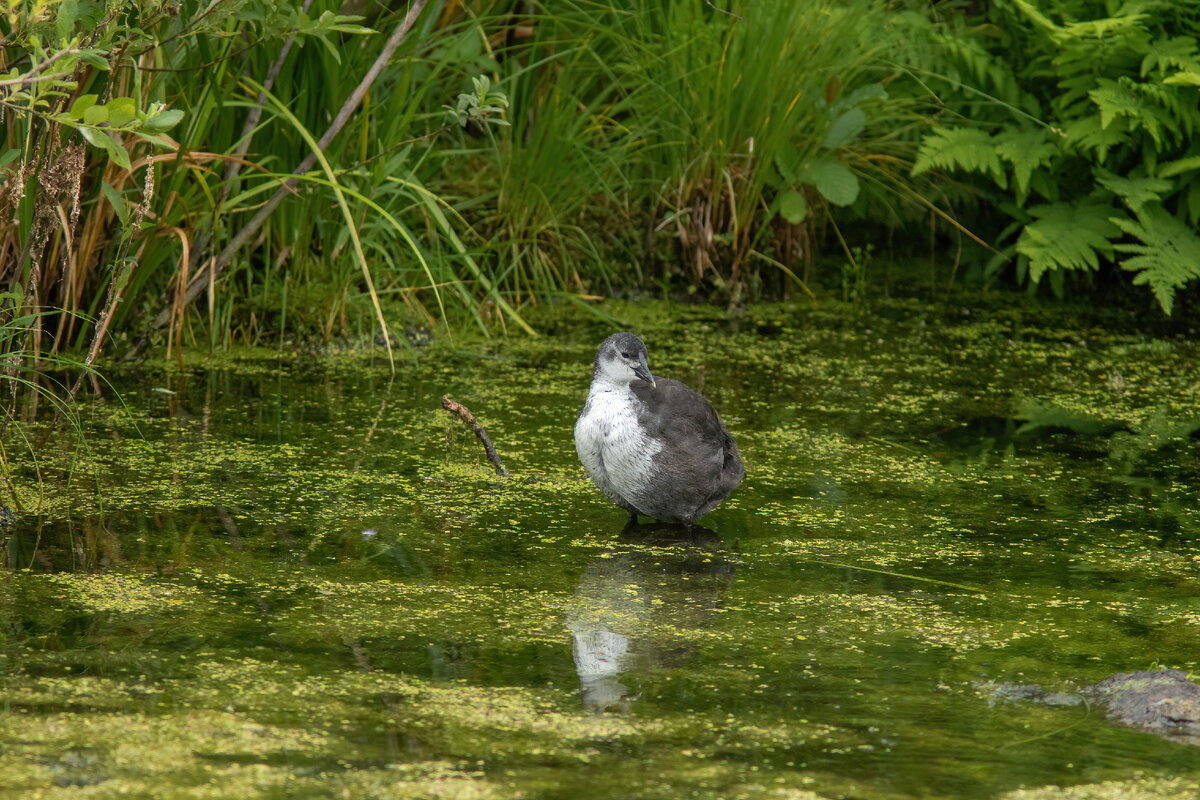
2, 298, 1199, 799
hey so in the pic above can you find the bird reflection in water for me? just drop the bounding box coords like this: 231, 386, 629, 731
565, 524, 736, 713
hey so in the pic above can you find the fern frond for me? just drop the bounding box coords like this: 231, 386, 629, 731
1089, 78, 1175, 149
995, 128, 1060, 199
1164, 70, 1200, 87
933, 30, 1021, 103
1131, 78, 1195, 139
1059, 14, 1150, 45
1111, 205, 1200, 314
1142, 36, 1200, 77
1006, 0, 1062, 39
1016, 202, 1118, 283
1094, 168, 1172, 213
912, 128, 1006, 187
1062, 114, 1127, 162
1152, 154, 1200, 180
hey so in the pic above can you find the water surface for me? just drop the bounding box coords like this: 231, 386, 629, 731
3, 298, 1199, 799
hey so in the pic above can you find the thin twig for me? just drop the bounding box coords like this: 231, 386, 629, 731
704, 0, 744, 21
0, 70, 74, 90
441, 396, 507, 477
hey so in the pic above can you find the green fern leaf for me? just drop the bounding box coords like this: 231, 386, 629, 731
1164, 70, 1200, 87
1111, 205, 1200, 314
934, 31, 1020, 102
912, 128, 1006, 188
1062, 114, 1127, 161
1089, 79, 1166, 147
1016, 202, 1118, 284
1158, 155, 1200, 179
1132, 79, 1193, 139
1142, 36, 1200, 77
995, 128, 1059, 198
1094, 168, 1172, 213
1007, 0, 1059, 37
1060, 14, 1150, 44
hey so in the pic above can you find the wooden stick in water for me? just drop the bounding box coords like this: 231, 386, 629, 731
440, 396, 507, 476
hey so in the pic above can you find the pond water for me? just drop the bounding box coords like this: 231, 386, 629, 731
2, 298, 1200, 799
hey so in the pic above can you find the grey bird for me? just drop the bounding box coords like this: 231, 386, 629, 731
574, 332, 744, 529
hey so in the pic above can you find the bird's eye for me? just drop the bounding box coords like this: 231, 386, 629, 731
621, 352, 631, 358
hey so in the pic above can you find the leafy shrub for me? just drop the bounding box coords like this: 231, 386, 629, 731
910, 0, 1200, 313
0, 0, 381, 356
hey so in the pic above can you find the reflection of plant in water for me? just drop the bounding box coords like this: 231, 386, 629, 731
1106, 407, 1200, 472
0, 295, 107, 515
841, 244, 872, 303
1013, 396, 1200, 540
1014, 397, 1200, 470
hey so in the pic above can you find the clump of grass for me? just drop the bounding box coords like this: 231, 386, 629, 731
602, 0, 903, 298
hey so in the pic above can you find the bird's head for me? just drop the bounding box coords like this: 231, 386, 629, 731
593, 332, 656, 388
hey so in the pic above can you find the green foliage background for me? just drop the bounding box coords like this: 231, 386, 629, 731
910, 0, 1200, 313
1, 0, 1197, 362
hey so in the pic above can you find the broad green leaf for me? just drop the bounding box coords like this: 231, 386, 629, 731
807, 156, 859, 207
107, 97, 137, 127
56, 0, 79, 41
312, 10, 373, 35
78, 50, 109, 70
0, 149, 20, 169
778, 189, 808, 224
144, 108, 184, 131
83, 128, 131, 171
823, 107, 865, 149
832, 83, 887, 112
774, 147, 802, 184
82, 103, 108, 125
106, 138, 132, 171
68, 94, 98, 120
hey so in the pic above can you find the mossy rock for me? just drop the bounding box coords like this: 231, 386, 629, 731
1084, 669, 1200, 744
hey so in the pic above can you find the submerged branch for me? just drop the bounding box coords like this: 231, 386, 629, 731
440, 396, 507, 477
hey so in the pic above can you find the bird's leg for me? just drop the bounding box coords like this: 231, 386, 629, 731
622, 510, 639, 532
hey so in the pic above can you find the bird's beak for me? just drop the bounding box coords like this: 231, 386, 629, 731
634, 354, 656, 388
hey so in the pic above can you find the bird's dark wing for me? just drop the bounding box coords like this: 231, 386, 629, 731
630, 377, 744, 521
631, 378, 726, 448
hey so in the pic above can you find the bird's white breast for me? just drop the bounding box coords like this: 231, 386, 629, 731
574, 384, 661, 507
